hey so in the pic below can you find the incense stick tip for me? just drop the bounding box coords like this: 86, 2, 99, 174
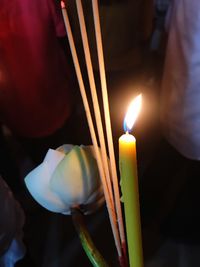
61, 0, 66, 9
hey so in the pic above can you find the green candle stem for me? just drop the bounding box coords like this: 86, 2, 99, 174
71, 208, 109, 267
119, 134, 144, 267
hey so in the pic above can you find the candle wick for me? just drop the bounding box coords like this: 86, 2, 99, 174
125, 131, 129, 135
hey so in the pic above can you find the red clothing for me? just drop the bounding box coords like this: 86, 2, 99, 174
0, 0, 72, 138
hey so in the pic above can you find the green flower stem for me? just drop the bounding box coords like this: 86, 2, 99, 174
71, 208, 110, 267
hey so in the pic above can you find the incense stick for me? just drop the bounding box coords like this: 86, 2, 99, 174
75, 0, 122, 257
61, 1, 122, 258
75, 0, 114, 216
91, 0, 126, 256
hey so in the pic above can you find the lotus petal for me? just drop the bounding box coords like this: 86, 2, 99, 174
50, 146, 100, 206
25, 161, 67, 213
56, 144, 74, 154
43, 149, 65, 176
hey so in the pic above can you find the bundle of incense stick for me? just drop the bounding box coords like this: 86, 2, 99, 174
61, 1, 127, 266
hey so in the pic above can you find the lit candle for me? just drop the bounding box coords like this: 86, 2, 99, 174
119, 94, 144, 267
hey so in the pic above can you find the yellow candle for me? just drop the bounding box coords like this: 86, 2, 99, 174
119, 95, 143, 267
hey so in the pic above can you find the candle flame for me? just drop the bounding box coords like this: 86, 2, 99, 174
123, 94, 142, 132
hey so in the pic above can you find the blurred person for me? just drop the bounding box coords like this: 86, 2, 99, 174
160, 0, 200, 160
159, 0, 200, 234
139, 1, 200, 263
0, 0, 84, 168
0, 2, 82, 264
142, 0, 200, 216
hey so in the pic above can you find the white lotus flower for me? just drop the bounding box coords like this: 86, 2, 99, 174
25, 145, 105, 215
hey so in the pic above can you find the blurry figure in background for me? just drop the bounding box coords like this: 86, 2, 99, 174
161, 0, 200, 160
0, 176, 25, 267
160, 0, 200, 238
0, 2, 83, 265
0, 0, 85, 172
144, 1, 200, 266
